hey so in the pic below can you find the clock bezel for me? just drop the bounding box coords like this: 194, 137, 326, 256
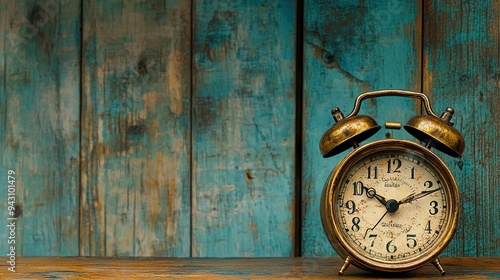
320, 139, 460, 273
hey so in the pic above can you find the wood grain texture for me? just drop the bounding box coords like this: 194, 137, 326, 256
0, 257, 499, 279
0, 0, 80, 256
1, 0, 499, 259
192, 0, 296, 257
80, 0, 191, 256
423, 0, 500, 257
302, 0, 423, 256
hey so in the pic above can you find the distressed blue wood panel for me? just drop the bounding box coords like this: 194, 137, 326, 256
302, 0, 422, 256
423, 0, 500, 257
192, 0, 297, 257
80, 0, 191, 256
0, 0, 80, 255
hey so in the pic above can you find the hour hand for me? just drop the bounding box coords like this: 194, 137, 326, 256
363, 186, 388, 206
399, 187, 442, 205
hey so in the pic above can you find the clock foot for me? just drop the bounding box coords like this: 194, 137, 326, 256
338, 256, 351, 276
432, 258, 446, 276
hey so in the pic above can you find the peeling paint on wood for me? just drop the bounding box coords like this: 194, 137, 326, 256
0, 0, 81, 256
192, 0, 296, 257
423, 0, 500, 257
80, 0, 191, 257
1, 0, 499, 258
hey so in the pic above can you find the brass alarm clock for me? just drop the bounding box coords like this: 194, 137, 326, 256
319, 90, 465, 276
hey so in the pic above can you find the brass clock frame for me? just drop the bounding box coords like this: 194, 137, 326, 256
320, 139, 460, 275
319, 90, 465, 276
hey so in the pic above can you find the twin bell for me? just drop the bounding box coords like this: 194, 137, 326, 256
319, 90, 465, 158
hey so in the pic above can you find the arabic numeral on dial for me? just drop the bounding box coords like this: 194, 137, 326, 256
410, 167, 415, 179
351, 217, 360, 232
429, 200, 439, 215
353, 181, 364, 196
345, 200, 356, 214
387, 158, 402, 173
367, 166, 378, 179
424, 180, 433, 188
368, 234, 377, 247
406, 234, 417, 248
386, 240, 397, 253
425, 220, 432, 234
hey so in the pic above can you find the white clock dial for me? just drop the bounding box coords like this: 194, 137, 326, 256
336, 150, 448, 262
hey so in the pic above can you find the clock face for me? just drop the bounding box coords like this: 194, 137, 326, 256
335, 149, 449, 262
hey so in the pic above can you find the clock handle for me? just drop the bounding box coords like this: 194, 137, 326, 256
345, 89, 439, 118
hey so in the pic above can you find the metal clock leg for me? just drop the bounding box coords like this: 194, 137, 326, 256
338, 256, 351, 276
432, 258, 446, 276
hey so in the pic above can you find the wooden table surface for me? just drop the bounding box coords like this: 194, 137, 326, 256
1, 257, 499, 279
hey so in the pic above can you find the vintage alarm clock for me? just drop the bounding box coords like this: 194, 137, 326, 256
319, 90, 465, 276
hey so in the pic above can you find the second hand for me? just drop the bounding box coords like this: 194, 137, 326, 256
363, 210, 388, 239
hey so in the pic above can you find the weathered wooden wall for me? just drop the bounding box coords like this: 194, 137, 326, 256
80, 0, 192, 257
0, 0, 81, 256
423, 0, 500, 257
0, 0, 498, 257
192, 0, 296, 257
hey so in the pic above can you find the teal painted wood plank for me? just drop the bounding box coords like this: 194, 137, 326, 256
423, 0, 500, 257
302, 0, 422, 256
0, 0, 80, 256
80, 0, 191, 256
192, 0, 296, 257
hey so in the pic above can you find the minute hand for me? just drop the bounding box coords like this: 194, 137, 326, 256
398, 187, 442, 205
